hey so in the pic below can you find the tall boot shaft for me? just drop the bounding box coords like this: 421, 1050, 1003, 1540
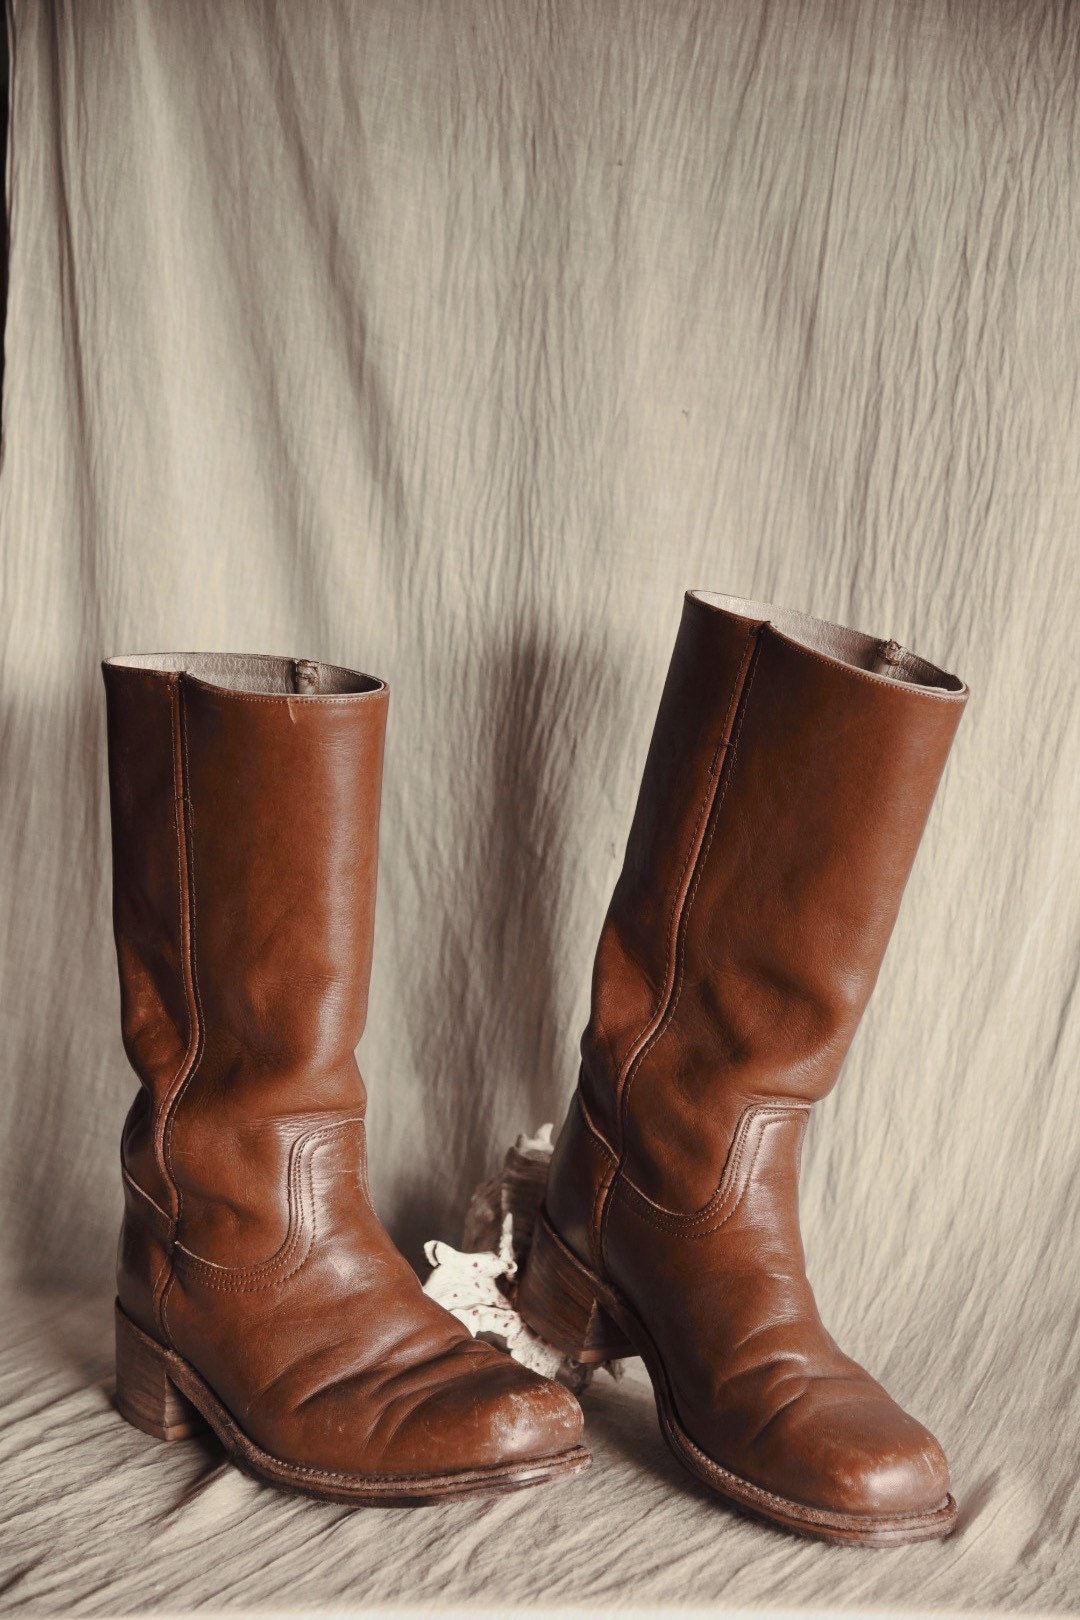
104, 651, 585, 1497
104, 654, 387, 1268
521, 592, 967, 1540
576, 591, 967, 1215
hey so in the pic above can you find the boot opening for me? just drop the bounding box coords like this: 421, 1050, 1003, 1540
691, 592, 965, 694
103, 652, 382, 696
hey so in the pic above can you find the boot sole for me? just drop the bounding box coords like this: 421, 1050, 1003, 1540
115, 1301, 590, 1504
519, 1215, 958, 1547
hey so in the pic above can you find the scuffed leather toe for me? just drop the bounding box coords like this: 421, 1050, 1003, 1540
748, 1379, 952, 1518
377, 1346, 585, 1475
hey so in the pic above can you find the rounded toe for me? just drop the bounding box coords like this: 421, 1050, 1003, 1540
383, 1345, 585, 1477
761, 1384, 952, 1520
843, 1423, 951, 1519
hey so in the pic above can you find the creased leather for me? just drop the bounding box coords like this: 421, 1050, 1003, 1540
543, 591, 968, 1520
104, 652, 582, 1480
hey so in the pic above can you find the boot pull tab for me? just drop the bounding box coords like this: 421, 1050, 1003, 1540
872, 639, 913, 681
292, 659, 321, 695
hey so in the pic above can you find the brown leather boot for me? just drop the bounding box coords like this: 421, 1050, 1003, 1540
517, 592, 967, 1544
105, 652, 586, 1503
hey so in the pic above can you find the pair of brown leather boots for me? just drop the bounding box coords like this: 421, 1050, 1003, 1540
105, 592, 967, 1545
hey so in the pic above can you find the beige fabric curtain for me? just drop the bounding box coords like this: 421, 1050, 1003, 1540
1, 1, 1077, 1612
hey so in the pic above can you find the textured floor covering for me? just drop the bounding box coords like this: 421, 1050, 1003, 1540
1, 0, 1078, 1613
0, 1287, 1071, 1616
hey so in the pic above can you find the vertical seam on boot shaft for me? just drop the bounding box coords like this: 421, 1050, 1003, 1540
597, 623, 764, 1267
608, 624, 758, 1115
141, 674, 201, 1231
617, 631, 763, 1130
149, 679, 187, 1223
159, 678, 207, 1346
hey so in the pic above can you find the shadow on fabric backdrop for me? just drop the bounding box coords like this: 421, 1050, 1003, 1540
323, 620, 616, 1269
4, 678, 114, 1296
7, 621, 617, 1300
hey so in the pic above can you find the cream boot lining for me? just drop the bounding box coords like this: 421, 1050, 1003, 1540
104, 652, 381, 696
691, 592, 965, 693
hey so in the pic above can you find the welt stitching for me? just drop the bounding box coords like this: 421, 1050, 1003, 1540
618, 632, 762, 1142
211, 1443, 572, 1490
670, 1413, 949, 1527
138, 1305, 573, 1486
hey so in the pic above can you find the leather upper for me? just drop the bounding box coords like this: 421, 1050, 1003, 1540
545, 592, 966, 1517
105, 652, 582, 1478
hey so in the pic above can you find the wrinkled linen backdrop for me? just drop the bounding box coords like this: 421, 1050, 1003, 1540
1, 0, 1078, 1614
